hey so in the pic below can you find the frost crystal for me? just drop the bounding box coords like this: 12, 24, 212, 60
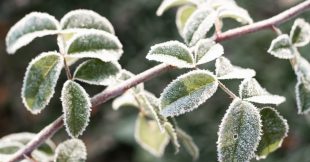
176, 5, 197, 36
290, 18, 310, 47
54, 139, 87, 162
156, 0, 198, 16
217, 99, 262, 162
160, 70, 218, 117
217, 3, 253, 24
194, 39, 224, 65
267, 34, 295, 59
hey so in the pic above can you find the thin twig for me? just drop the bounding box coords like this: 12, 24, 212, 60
218, 81, 238, 99
7, 1, 310, 161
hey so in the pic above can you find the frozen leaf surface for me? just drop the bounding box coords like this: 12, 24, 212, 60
66, 30, 123, 62
54, 139, 87, 162
176, 5, 196, 35
156, 0, 197, 16
6, 12, 59, 54
135, 114, 170, 157
60, 9, 114, 34
164, 122, 180, 153
267, 34, 295, 59
73, 59, 121, 86
217, 4, 253, 24
176, 128, 199, 160
290, 18, 310, 47
61, 80, 91, 138
256, 107, 288, 159
160, 70, 218, 117
183, 7, 217, 46
112, 91, 139, 110
295, 57, 310, 114
146, 41, 194, 68
22, 52, 63, 114
215, 57, 255, 80
239, 78, 285, 105
194, 39, 224, 65
217, 99, 262, 162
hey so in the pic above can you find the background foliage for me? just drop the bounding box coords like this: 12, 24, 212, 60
0, 0, 310, 161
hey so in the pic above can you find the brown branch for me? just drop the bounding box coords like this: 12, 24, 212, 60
6, 1, 310, 161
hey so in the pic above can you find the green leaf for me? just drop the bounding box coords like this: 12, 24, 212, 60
6, 12, 59, 54
183, 7, 217, 46
217, 4, 253, 24
290, 18, 310, 47
156, 0, 197, 16
267, 34, 295, 59
164, 121, 180, 153
61, 80, 91, 138
194, 39, 224, 65
60, 9, 115, 34
146, 41, 194, 68
0, 141, 23, 154
73, 59, 121, 86
295, 56, 310, 114
54, 139, 87, 162
217, 99, 262, 162
22, 52, 63, 114
239, 78, 286, 105
215, 56, 256, 80
176, 5, 197, 36
134, 113, 170, 157
176, 128, 199, 160
66, 30, 123, 62
256, 107, 288, 159
160, 70, 218, 117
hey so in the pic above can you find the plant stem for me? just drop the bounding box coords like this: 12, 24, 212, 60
7, 1, 310, 161
218, 81, 237, 99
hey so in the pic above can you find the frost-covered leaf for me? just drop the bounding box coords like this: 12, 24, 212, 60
267, 34, 295, 59
194, 39, 224, 65
54, 139, 87, 162
156, 0, 197, 16
256, 107, 288, 159
22, 52, 63, 114
183, 7, 217, 46
164, 121, 180, 153
146, 41, 194, 68
61, 80, 91, 138
290, 18, 310, 47
66, 30, 123, 62
205, 0, 236, 9
215, 56, 256, 80
73, 59, 121, 86
112, 91, 139, 110
60, 9, 114, 34
176, 128, 199, 160
295, 57, 310, 114
217, 4, 253, 24
176, 5, 196, 35
0, 141, 23, 154
6, 12, 59, 54
135, 114, 170, 157
239, 78, 286, 105
160, 70, 218, 117
217, 99, 262, 162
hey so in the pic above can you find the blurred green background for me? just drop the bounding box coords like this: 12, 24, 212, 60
1, 0, 310, 161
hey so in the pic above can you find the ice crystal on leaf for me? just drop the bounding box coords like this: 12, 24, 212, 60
290, 18, 310, 47
194, 39, 224, 65
156, 0, 198, 16
267, 34, 295, 59
54, 139, 87, 162
176, 5, 197, 36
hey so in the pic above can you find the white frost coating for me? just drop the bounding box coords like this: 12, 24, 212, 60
205, 0, 236, 9
217, 4, 253, 24
239, 78, 286, 105
160, 70, 218, 117
216, 56, 255, 80
176, 5, 197, 36
194, 39, 224, 65
134, 114, 170, 157
267, 34, 295, 59
112, 91, 139, 110
6, 12, 60, 54
295, 75, 310, 114
60, 9, 115, 34
65, 29, 123, 62
146, 40, 194, 68
290, 18, 310, 47
156, 0, 198, 16
61, 80, 92, 138
54, 139, 87, 162
21, 52, 64, 114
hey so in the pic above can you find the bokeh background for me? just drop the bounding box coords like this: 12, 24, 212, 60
1, 0, 310, 161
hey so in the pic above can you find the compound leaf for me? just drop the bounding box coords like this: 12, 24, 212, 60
146, 41, 194, 68
194, 39, 224, 65
239, 78, 286, 105
22, 52, 63, 114
290, 18, 310, 47
267, 34, 295, 59
160, 70, 218, 117
73, 59, 121, 86
61, 80, 91, 138
217, 99, 262, 162
54, 139, 87, 162
66, 30, 123, 62
6, 12, 59, 54
256, 107, 288, 159
295, 57, 310, 114
215, 56, 255, 80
